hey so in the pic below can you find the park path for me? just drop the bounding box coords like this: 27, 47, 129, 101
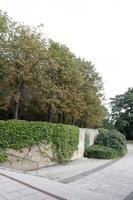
29, 157, 111, 181
0, 144, 133, 199
68, 143, 133, 200
0, 174, 56, 200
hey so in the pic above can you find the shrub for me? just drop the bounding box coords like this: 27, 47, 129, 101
0, 154, 8, 163
0, 120, 79, 163
84, 132, 90, 157
95, 129, 127, 152
85, 129, 127, 159
85, 145, 117, 159
98, 128, 109, 134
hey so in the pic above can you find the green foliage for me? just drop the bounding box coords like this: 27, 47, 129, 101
84, 132, 90, 157
95, 129, 127, 152
0, 153, 8, 162
110, 88, 133, 139
85, 129, 127, 159
0, 120, 79, 163
85, 145, 118, 159
85, 144, 127, 159
98, 128, 109, 134
102, 110, 115, 130
0, 10, 105, 128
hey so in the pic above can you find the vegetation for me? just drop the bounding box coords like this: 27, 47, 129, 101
102, 110, 115, 130
0, 10, 105, 128
85, 145, 117, 159
95, 129, 127, 152
0, 120, 79, 163
84, 132, 90, 157
0, 153, 8, 163
85, 129, 127, 159
110, 88, 133, 139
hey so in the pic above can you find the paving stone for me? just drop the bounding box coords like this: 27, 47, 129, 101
0, 176, 56, 200
0, 143, 133, 200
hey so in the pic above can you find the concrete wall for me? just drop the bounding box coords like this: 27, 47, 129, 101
72, 128, 99, 160
87, 129, 99, 146
0, 128, 99, 171
1, 144, 56, 170
72, 128, 86, 160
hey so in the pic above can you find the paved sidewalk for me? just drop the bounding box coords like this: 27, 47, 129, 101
29, 157, 111, 181
0, 144, 133, 200
69, 144, 133, 200
0, 175, 56, 200
0, 168, 111, 200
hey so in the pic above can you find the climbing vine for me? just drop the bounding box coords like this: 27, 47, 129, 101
0, 120, 79, 163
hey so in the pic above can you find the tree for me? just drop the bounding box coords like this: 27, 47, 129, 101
0, 10, 105, 128
48, 40, 85, 124
77, 59, 105, 127
102, 109, 115, 130
0, 11, 50, 119
110, 88, 133, 139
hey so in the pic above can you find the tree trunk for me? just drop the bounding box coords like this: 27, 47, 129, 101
62, 112, 65, 124
14, 101, 19, 119
58, 113, 61, 123
80, 120, 84, 128
72, 116, 75, 125
47, 105, 51, 122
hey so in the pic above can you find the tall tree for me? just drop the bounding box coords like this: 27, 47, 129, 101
0, 11, 48, 119
110, 88, 133, 139
0, 10, 105, 127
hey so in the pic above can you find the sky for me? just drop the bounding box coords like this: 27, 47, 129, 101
1, 0, 133, 105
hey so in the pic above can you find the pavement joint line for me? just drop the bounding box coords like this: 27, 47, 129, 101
59, 157, 122, 183
0, 172, 66, 200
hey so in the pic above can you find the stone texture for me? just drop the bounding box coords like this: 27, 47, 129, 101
0, 175, 56, 200
29, 158, 110, 181
72, 128, 86, 160
0, 144, 133, 200
72, 128, 99, 160
0, 128, 99, 170
87, 129, 99, 146
69, 143, 133, 200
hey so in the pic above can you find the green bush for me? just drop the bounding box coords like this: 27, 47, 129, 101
98, 128, 109, 134
84, 132, 90, 157
85, 145, 118, 159
95, 129, 127, 152
0, 120, 79, 163
0, 154, 8, 162
85, 129, 127, 159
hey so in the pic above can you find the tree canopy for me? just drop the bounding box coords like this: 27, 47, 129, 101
110, 88, 133, 139
0, 10, 105, 128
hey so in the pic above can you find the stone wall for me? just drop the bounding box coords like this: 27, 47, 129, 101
1, 144, 56, 171
0, 128, 99, 171
72, 128, 86, 160
87, 129, 99, 146
72, 128, 99, 160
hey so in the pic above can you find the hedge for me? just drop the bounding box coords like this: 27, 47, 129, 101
98, 128, 109, 135
96, 129, 127, 152
85, 145, 118, 159
84, 132, 90, 157
0, 120, 79, 163
85, 129, 127, 159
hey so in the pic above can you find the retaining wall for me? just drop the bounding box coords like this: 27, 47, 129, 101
0, 128, 99, 170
